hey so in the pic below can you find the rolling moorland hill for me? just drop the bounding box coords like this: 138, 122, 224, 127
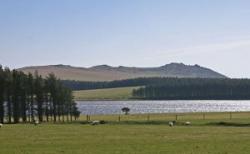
18, 63, 227, 81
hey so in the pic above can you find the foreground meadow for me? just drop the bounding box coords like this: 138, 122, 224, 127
1, 113, 250, 154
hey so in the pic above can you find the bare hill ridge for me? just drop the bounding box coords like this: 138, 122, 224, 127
18, 63, 227, 81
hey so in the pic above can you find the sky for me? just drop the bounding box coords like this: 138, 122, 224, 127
1, 0, 250, 78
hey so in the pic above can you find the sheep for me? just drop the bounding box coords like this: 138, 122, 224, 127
0, 123, 3, 128
185, 121, 191, 126
34, 120, 39, 126
168, 121, 174, 127
91, 120, 100, 125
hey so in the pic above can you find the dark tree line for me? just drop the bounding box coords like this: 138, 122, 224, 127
62, 77, 250, 100
132, 78, 250, 100
62, 77, 173, 90
0, 65, 80, 124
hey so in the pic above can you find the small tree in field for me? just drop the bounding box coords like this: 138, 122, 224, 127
121, 107, 130, 115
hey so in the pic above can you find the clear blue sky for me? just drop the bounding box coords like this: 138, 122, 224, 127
1, 0, 250, 78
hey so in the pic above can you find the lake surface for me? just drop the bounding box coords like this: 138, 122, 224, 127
76, 100, 250, 115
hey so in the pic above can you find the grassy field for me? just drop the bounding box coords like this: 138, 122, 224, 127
79, 112, 250, 123
73, 87, 138, 100
1, 112, 250, 154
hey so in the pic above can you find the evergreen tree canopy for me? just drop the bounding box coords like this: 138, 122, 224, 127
132, 78, 250, 100
0, 66, 80, 124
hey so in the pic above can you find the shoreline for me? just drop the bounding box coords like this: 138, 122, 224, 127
75, 99, 250, 101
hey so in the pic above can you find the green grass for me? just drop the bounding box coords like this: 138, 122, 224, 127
1, 112, 250, 154
79, 112, 250, 123
73, 87, 139, 100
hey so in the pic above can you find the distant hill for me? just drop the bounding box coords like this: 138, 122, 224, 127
18, 63, 227, 81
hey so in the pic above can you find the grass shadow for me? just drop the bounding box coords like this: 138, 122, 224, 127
206, 121, 250, 127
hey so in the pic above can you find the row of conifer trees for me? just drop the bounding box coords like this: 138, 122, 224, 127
0, 65, 80, 124
132, 78, 250, 100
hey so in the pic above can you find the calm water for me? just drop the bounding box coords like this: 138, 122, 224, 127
76, 100, 250, 115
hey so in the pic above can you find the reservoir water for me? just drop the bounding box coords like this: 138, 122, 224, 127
76, 100, 250, 115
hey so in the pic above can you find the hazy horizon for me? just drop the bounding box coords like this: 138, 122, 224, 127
1, 0, 250, 78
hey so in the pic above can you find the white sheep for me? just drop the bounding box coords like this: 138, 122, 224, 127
91, 120, 100, 125
0, 123, 3, 128
34, 121, 39, 126
169, 121, 174, 127
185, 121, 191, 126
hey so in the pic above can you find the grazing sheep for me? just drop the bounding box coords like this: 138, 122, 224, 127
91, 120, 100, 125
168, 121, 174, 127
0, 123, 3, 128
185, 121, 191, 126
34, 121, 39, 126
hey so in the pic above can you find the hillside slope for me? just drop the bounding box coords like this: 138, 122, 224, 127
73, 87, 138, 100
18, 63, 226, 81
